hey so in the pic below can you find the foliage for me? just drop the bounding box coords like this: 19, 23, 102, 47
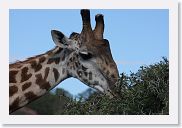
61, 57, 169, 115
12, 88, 72, 115
27, 88, 72, 114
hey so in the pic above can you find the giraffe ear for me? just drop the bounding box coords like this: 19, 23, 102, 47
51, 30, 70, 48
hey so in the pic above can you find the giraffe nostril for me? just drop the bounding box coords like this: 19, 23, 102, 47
78, 71, 82, 77
77, 70, 83, 77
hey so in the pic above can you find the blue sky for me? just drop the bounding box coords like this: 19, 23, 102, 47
9, 9, 169, 96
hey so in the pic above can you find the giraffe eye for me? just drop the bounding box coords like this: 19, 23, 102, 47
79, 52, 92, 60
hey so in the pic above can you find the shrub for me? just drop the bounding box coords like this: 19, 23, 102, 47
61, 58, 169, 115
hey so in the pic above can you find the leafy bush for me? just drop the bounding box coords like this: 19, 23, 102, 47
61, 58, 169, 115
12, 88, 72, 115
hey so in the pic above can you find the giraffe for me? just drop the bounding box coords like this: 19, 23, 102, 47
9, 9, 119, 113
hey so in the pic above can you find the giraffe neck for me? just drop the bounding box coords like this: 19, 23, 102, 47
9, 47, 70, 113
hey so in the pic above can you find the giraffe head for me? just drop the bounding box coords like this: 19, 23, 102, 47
51, 10, 119, 97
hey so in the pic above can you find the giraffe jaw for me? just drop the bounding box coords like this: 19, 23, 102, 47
93, 85, 114, 98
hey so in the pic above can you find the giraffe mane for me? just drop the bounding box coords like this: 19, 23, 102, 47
9, 47, 58, 69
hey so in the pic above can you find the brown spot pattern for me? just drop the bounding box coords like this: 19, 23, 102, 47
54, 47, 63, 55
10, 64, 22, 69
72, 57, 75, 61
9, 85, 18, 97
22, 82, 32, 91
103, 67, 106, 71
84, 72, 88, 77
70, 57, 73, 62
106, 70, 110, 76
83, 78, 88, 83
111, 74, 115, 78
75, 62, 79, 67
47, 58, 54, 64
82, 65, 87, 71
47, 57, 60, 64
9, 97, 19, 112
62, 54, 65, 61
24, 91, 37, 101
53, 68, 60, 82
44, 67, 50, 80
39, 56, 46, 63
105, 59, 108, 65
30, 60, 42, 72
54, 58, 61, 64
89, 72, 92, 80
21, 67, 32, 82
46, 51, 53, 56
35, 74, 51, 90
9, 70, 18, 83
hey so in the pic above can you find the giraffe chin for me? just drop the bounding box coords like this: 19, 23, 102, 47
105, 90, 115, 99
94, 85, 114, 99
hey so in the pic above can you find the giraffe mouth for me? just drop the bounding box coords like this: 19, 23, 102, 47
105, 88, 116, 98
93, 84, 115, 98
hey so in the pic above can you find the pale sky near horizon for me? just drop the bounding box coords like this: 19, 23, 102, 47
9, 9, 169, 96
